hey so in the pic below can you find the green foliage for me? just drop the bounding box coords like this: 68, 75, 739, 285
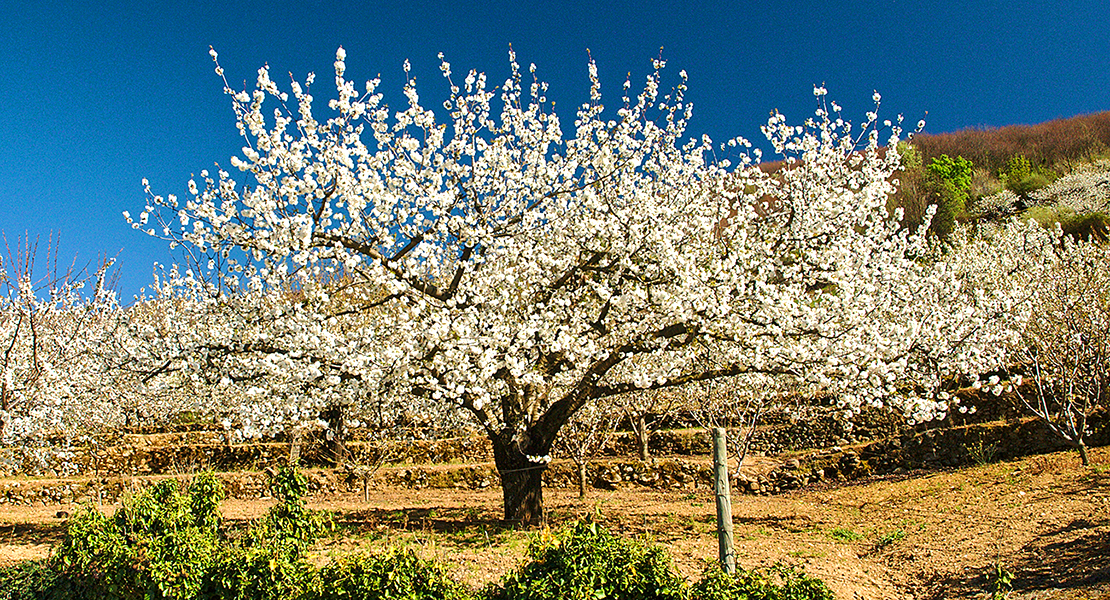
928, 154, 975, 192
49, 468, 331, 600
205, 467, 331, 600
926, 154, 974, 238
828, 527, 864, 543
54, 473, 224, 600
0, 558, 79, 600
1024, 203, 1076, 228
28, 496, 844, 600
260, 466, 331, 550
311, 548, 472, 600
874, 528, 906, 549
690, 564, 834, 600
989, 561, 1014, 600
1002, 155, 1033, 186
492, 520, 686, 600
1001, 155, 1054, 196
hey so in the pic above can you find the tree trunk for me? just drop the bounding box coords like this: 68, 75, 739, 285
321, 404, 349, 466
492, 433, 546, 526
288, 429, 303, 466
636, 414, 650, 462
577, 461, 588, 499
1078, 441, 1090, 466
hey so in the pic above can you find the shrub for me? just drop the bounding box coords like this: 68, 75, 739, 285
926, 154, 974, 237
1002, 154, 1055, 197
928, 154, 974, 192
54, 473, 224, 600
1022, 205, 1110, 241
491, 521, 686, 600
311, 548, 472, 600
1061, 212, 1110, 241
1024, 203, 1077, 228
690, 564, 834, 600
204, 467, 330, 600
0, 558, 80, 600
47, 468, 330, 600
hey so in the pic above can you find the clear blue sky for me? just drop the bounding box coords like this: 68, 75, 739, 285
2, 0, 1108, 299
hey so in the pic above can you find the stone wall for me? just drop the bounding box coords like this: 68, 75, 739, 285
4, 399, 1103, 507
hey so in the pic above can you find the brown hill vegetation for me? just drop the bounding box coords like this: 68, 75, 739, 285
912, 111, 1110, 175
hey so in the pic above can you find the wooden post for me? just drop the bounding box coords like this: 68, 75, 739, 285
713, 427, 736, 574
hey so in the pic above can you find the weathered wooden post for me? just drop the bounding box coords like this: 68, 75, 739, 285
713, 427, 736, 573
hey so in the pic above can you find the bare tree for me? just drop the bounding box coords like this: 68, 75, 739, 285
691, 372, 798, 476
1002, 234, 1110, 466
617, 388, 682, 462
553, 396, 620, 498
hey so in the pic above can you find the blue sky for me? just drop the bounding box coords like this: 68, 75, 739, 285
2, 0, 1108, 298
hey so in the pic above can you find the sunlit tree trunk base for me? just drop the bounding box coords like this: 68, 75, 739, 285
577, 462, 588, 499
636, 415, 651, 462
321, 405, 350, 466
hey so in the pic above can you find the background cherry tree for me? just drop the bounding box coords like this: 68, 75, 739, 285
138, 48, 1033, 524
0, 239, 137, 475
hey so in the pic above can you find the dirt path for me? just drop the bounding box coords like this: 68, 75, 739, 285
2, 448, 1108, 599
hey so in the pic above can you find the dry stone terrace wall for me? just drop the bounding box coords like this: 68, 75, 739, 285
3, 414, 1106, 508
54, 406, 902, 477
2, 393, 1104, 507
64, 435, 497, 477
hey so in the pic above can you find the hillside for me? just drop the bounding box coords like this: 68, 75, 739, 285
891, 111, 1110, 239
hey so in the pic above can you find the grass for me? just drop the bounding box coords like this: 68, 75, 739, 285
828, 527, 864, 543
874, 528, 906, 549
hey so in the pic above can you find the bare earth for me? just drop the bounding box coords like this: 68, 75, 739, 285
2, 447, 1109, 600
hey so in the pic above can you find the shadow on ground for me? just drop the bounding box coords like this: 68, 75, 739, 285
0, 522, 65, 546
926, 516, 1110, 599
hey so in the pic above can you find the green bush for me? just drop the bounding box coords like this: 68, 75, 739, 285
1002, 154, 1054, 196
205, 541, 317, 600
24, 485, 844, 600
48, 468, 330, 600
311, 548, 472, 600
690, 564, 834, 600
1009, 172, 1052, 197
928, 154, 974, 192
0, 558, 82, 600
203, 467, 330, 600
1002, 154, 1033, 187
54, 473, 224, 600
926, 154, 974, 237
491, 520, 686, 600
